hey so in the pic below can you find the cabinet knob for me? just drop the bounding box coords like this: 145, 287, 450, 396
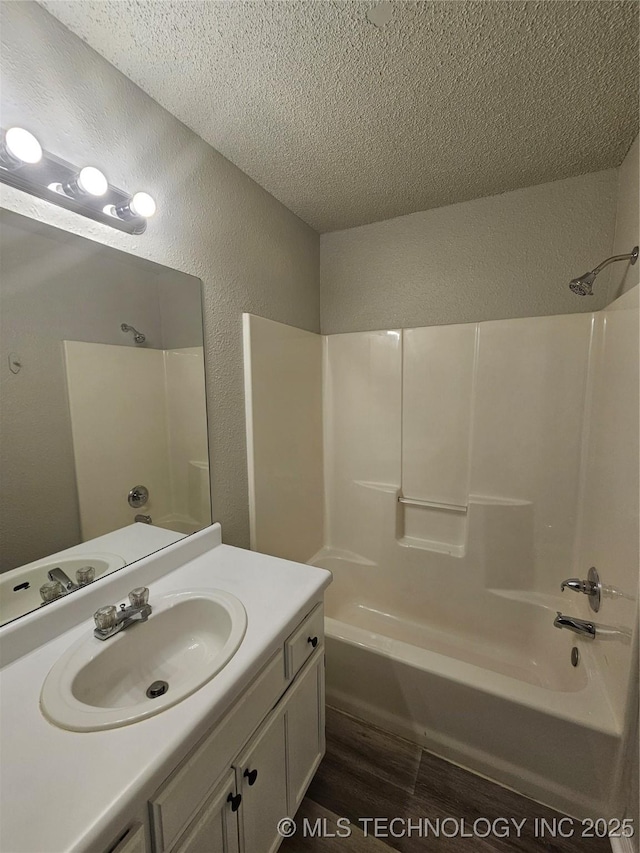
307, 635, 318, 648
227, 792, 242, 812
243, 768, 258, 786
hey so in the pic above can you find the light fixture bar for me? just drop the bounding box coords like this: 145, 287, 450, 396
0, 130, 151, 235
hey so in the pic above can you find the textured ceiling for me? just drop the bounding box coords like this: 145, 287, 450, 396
40, 1, 638, 233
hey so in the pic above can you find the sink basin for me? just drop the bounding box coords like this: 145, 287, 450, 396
40, 589, 247, 731
0, 552, 126, 627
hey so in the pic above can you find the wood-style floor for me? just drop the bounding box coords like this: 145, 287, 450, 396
281, 707, 612, 852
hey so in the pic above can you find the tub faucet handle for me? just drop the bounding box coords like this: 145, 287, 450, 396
561, 578, 589, 593
560, 567, 601, 612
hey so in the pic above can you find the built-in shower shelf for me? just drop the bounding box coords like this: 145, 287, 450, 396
398, 496, 467, 513
398, 535, 465, 558
398, 493, 468, 556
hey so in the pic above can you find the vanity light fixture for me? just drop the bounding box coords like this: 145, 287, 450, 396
0, 127, 43, 168
111, 191, 157, 221
61, 166, 109, 198
0, 127, 156, 234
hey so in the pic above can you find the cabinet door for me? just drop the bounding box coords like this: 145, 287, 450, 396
173, 771, 240, 853
284, 650, 325, 814
235, 706, 288, 853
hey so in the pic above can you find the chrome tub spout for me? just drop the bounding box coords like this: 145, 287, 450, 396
554, 612, 596, 639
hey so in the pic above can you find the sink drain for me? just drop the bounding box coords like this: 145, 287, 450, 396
146, 680, 169, 699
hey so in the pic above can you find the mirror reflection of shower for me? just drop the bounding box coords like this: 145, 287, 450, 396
121, 322, 146, 344
569, 245, 638, 296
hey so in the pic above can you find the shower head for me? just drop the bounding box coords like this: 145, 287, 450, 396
569, 271, 597, 297
121, 323, 146, 344
569, 246, 638, 296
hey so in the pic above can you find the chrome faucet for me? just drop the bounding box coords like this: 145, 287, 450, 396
48, 567, 78, 593
554, 612, 596, 639
93, 587, 152, 640
560, 567, 601, 612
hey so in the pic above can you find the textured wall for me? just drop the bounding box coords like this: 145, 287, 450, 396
0, 2, 320, 549
610, 135, 640, 301
320, 170, 618, 334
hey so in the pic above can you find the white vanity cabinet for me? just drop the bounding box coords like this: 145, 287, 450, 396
234, 704, 287, 853
172, 772, 240, 853
0, 526, 332, 853
149, 605, 325, 853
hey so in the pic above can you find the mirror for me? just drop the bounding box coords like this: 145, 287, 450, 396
0, 209, 211, 626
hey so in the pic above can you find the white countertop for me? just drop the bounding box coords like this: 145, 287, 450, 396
0, 525, 331, 853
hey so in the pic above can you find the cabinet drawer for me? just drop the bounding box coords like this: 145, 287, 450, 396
285, 604, 323, 679
151, 649, 285, 852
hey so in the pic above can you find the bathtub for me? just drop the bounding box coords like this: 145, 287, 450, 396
312, 552, 622, 820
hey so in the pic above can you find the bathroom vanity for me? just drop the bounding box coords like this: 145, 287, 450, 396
0, 524, 331, 853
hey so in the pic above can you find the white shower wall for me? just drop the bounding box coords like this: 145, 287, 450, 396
324, 312, 593, 592
245, 289, 638, 731
321, 296, 637, 726
243, 314, 324, 563
64, 342, 210, 540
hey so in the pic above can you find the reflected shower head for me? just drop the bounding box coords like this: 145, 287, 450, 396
121, 323, 146, 344
569, 246, 638, 296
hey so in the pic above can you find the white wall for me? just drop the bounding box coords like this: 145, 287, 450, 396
610, 135, 640, 300
243, 314, 324, 563
0, 2, 319, 549
607, 134, 640, 848
575, 288, 639, 834
320, 169, 618, 334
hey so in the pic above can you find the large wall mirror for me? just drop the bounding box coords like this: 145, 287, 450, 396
0, 209, 211, 626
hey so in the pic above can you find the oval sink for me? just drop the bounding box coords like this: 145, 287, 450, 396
40, 589, 247, 731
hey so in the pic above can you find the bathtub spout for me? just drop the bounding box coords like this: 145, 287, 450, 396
554, 612, 596, 639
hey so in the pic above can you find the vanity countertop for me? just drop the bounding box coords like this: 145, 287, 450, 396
0, 525, 331, 853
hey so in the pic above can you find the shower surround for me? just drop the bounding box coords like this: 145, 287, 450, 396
243, 286, 639, 821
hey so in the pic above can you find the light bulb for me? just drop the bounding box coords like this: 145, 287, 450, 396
129, 192, 156, 218
76, 166, 108, 196
2, 127, 42, 165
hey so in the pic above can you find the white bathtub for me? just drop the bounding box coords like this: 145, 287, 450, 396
313, 552, 622, 820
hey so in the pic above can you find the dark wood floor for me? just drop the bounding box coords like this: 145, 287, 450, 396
281, 707, 612, 852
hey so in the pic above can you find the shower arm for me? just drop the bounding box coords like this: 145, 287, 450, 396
591, 246, 639, 275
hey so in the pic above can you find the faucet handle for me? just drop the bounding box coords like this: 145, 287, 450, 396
128, 587, 149, 608
560, 578, 588, 593
94, 605, 117, 631
560, 567, 601, 612
76, 565, 96, 586
40, 580, 64, 603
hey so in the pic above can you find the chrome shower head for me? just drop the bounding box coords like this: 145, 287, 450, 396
569, 246, 638, 296
121, 323, 146, 344
569, 271, 596, 297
